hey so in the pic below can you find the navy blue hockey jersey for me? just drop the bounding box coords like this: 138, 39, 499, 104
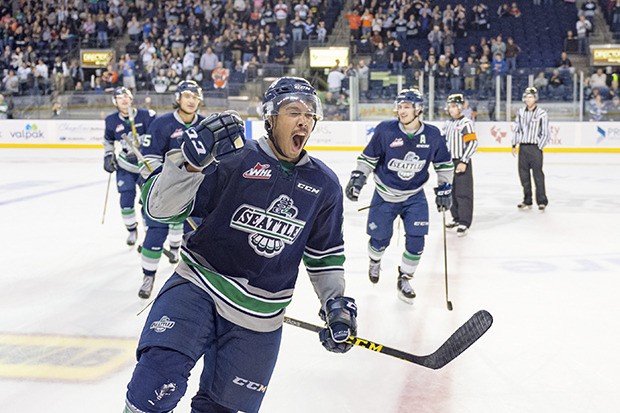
103, 108, 156, 174
140, 111, 205, 176
356, 120, 454, 202
142, 137, 346, 332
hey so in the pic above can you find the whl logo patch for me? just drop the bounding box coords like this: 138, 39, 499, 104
230, 195, 306, 257
387, 151, 426, 180
150, 316, 175, 333
390, 138, 404, 148
243, 162, 272, 179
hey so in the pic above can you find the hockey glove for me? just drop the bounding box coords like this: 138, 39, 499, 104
434, 183, 453, 212
345, 170, 367, 201
103, 152, 117, 173
180, 111, 246, 171
319, 296, 357, 353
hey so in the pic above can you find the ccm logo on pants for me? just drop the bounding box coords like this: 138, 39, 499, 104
232, 376, 268, 393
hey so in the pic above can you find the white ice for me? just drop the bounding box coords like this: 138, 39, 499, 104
1, 148, 619, 413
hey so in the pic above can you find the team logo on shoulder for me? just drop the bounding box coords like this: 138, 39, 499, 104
390, 138, 404, 148
150, 316, 175, 333
171, 128, 184, 139
230, 195, 306, 257
387, 151, 426, 180
115, 124, 125, 133
243, 162, 272, 179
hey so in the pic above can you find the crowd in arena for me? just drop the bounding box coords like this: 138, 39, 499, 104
1, 0, 620, 121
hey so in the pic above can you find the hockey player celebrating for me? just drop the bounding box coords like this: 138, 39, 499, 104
442, 93, 479, 236
137, 80, 206, 299
124, 77, 357, 413
346, 88, 454, 304
102, 86, 156, 245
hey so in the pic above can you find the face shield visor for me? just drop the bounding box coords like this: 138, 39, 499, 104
262, 93, 324, 122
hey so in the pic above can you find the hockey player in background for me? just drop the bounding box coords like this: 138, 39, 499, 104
512, 86, 550, 211
102, 87, 156, 246
442, 93, 479, 236
346, 88, 454, 304
137, 80, 206, 299
124, 77, 357, 413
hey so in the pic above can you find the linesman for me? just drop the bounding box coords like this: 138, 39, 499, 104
442, 93, 478, 236
512, 86, 550, 211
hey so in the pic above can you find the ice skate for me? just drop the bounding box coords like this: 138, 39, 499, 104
457, 225, 469, 237
538, 204, 546, 212
397, 268, 416, 304
445, 220, 459, 229
368, 259, 381, 284
126, 229, 138, 246
138, 275, 154, 299
169, 246, 180, 264
517, 203, 532, 210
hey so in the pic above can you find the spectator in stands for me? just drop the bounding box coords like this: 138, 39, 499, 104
199, 46, 219, 80
17, 61, 32, 95
576, 15, 592, 55
327, 66, 346, 94
183, 47, 196, 76
504, 37, 520, 72
606, 95, 620, 120
473, 3, 489, 30
533, 71, 549, 97
589, 93, 607, 121
590, 68, 607, 88
478, 55, 492, 97
255, 32, 270, 64
450, 56, 462, 92
170, 27, 186, 59
581, 0, 597, 31
463, 56, 477, 94
274, 48, 291, 65
243, 56, 260, 81
0, 94, 8, 119
497, 3, 511, 17
274, 0, 289, 31
127, 15, 142, 42
508, 2, 522, 18
612, 0, 620, 32
424, 54, 438, 78
357, 59, 370, 96
34, 58, 49, 95
102, 64, 119, 89
548, 68, 565, 99
345, 9, 362, 40
187, 64, 204, 84
372, 41, 390, 67
564, 30, 579, 53
427, 25, 443, 55
491, 35, 506, 59
492, 53, 507, 91
212, 61, 229, 89
390, 39, 406, 74
557, 51, 573, 74
121, 54, 136, 92
361, 8, 374, 37
153, 69, 171, 93
52, 56, 69, 94
95, 12, 109, 48
406, 14, 420, 39
436, 55, 450, 94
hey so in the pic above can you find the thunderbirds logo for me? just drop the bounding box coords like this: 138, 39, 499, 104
150, 316, 175, 333
490, 125, 508, 143
230, 195, 305, 257
387, 151, 426, 180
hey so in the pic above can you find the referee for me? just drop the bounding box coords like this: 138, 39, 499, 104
443, 93, 479, 236
512, 86, 550, 211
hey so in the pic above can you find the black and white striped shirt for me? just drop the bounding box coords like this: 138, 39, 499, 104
442, 116, 478, 163
512, 106, 549, 149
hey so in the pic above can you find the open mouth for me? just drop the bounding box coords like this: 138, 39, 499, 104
292, 134, 306, 151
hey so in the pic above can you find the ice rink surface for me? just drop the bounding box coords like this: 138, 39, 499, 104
1, 147, 619, 413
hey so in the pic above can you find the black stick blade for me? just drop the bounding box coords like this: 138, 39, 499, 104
413, 310, 493, 369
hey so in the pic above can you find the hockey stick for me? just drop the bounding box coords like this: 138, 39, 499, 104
137, 244, 178, 263
442, 209, 453, 311
283, 310, 493, 369
102, 172, 112, 224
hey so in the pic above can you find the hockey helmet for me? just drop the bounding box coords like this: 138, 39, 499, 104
112, 86, 133, 106
394, 88, 424, 111
262, 77, 323, 121
522, 86, 538, 102
175, 80, 203, 101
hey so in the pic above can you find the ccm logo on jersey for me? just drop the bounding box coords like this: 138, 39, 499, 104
296, 181, 321, 195
232, 376, 267, 393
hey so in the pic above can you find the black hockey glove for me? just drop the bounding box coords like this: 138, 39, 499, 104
434, 183, 453, 212
319, 296, 357, 353
103, 152, 117, 173
125, 151, 138, 165
180, 111, 245, 171
345, 170, 367, 201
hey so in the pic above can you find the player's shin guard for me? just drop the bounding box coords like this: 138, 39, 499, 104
126, 347, 194, 413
